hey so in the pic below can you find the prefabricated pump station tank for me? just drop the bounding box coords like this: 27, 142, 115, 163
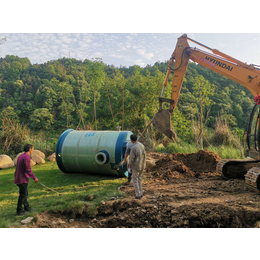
56, 130, 133, 177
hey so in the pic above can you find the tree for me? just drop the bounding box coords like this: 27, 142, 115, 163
0, 54, 255, 144
192, 76, 215, 149
0, 108, 29, 154
172, 107, 192, 142
1, 106, 19, 122
35, 85, 58, 111
55, 82, 75, 128
85, 58, 106, 130
30, 108, 54, 130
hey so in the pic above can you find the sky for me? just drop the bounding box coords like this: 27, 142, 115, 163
1, 33, 260, 68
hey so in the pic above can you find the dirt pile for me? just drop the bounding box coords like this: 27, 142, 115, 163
92, 178, 260, 228
151, 159, 195, 180
146, 151, 166, 161
170, 150, 221, 173
31, 178, 260, 228
149, 150, 221, 181
93, 198, 260, 228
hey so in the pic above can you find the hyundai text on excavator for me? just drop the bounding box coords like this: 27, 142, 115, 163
152, 34, 260, 191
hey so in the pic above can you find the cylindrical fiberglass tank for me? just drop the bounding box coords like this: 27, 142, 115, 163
56, 130, 132, 177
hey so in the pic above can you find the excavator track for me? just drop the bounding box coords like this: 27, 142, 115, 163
217, 159, 260, 179
245, 167, 260, 192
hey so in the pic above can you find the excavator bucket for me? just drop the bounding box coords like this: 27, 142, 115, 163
152, 109, 176, 140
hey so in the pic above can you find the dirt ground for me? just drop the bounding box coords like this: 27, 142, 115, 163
29, 150, 260, 228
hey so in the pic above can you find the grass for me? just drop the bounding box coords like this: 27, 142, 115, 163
155, 142, 245, 159
1, 141, 244, 228
207, 145, 244, 159
0, 162, 127, 228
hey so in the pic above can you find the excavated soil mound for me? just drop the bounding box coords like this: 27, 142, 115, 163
149, 150, 221, 180
151, 159, 195, 180
170, 150, 221, 174
146, 151, 167, 161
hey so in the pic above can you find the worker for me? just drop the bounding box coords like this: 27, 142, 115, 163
123, 140, 135, 184
14, 144, 39, 216
128, 134, 146, 199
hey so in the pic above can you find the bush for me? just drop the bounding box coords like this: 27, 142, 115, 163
25, 135, 58, 157
30, 108, 54, 131
209, 115, 245, 152
212, 116, 230, 145
0, 110, 29, 156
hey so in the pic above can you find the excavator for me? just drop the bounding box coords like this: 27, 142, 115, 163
152, 34, 260, 192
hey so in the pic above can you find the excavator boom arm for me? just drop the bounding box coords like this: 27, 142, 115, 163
189, 48, 260, 96
167, 34, 260, 111
153, 34, 260, 139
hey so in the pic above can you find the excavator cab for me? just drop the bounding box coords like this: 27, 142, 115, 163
247, 104, 260, 158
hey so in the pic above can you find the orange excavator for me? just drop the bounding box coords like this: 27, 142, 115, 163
152, 34, 260, 191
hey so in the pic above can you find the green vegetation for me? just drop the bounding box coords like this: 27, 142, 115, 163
0, 55, 254, 136
0, 54, 253, 156
0, 54, 253, 227
0, 162, 126, 228
155, 142, 244, 159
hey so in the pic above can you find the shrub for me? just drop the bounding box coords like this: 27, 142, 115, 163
25, 134, 58, 157
0, 110, 29, 155
212, 116, 230, 145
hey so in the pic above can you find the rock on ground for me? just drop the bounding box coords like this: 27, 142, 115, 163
48, 153, 56, 162
31, 150, 45, 159
30, 160, 36, 167
21, 217, 34, 225
13, 153, 37, 167
30, 150, 45, 164
13, 153, 23, 165
0, 154, 15, 169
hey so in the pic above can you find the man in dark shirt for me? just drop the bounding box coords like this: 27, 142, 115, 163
14, 144, 39, 216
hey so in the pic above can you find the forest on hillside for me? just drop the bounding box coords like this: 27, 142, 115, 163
0, 55, 255, 149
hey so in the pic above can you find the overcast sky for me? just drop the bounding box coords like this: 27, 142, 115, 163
1, 33, 260, 68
